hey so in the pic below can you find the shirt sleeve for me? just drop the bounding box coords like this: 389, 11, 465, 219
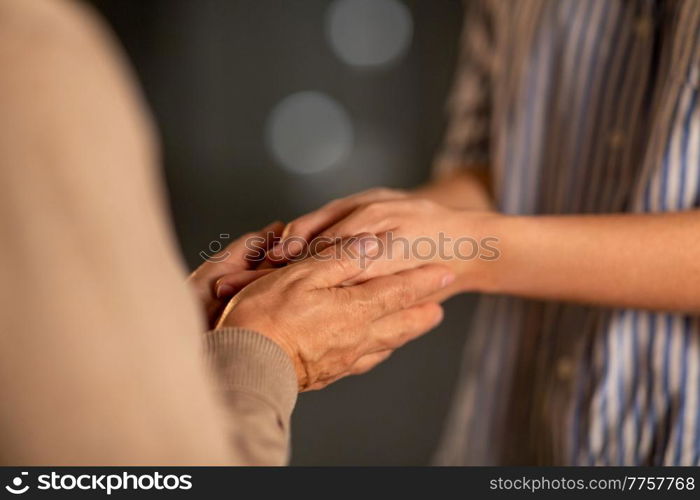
433, 0, 496, 177
0, 0, 295, 465
204, 328, 298, 465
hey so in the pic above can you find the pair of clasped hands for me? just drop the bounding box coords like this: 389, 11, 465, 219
188, 188, 486, 391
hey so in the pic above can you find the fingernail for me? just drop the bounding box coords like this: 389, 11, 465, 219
269, 243, 281, 258
216, 284, 234, 299
287, 239, 304, 256
441, 274, 456, 287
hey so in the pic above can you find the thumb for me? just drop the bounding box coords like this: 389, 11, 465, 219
298, 233, 381, 289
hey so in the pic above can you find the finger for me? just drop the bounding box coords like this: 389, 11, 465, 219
215, 269, 276, 298
285, 233, 382, 289
349, 349, 394, 375
269, 189, 405, 261
346, 264, 455, 319
315, 203, 394, 245
306, 227, 388, 261
270, 200, 358, 260
337, 231, 408, 286
238, 220, 285, 266
188, 221, 284, 300
366, 302, 444, 352
256, 259, 284, 270
197, 220, 284, 270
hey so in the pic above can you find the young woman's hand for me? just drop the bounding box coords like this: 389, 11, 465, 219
267, 196, 498, 296
268, 187, 409, 259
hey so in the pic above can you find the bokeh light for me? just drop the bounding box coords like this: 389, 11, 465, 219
266, 91, 354, 174
326, 0, 413, 68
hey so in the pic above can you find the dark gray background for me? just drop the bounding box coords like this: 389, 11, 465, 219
88, 0, 475, 465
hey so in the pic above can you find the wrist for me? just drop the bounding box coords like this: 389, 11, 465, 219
204, 328, 299, 416
449, 211, 511, 293
236, 326, 307, 390
414, 168, 493, 211
258, 333, 308, 390
223, 316, 308, 390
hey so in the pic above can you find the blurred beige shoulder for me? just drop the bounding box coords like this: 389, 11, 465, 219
0, 0, 149, 116
0, 0, 121, 59
0, 0, 156, 170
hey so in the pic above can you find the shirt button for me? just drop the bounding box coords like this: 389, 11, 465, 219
556, 357, 574, 380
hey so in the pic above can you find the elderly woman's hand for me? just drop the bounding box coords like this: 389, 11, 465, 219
217, 236, 454, 391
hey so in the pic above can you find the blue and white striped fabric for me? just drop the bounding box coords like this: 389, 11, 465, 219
434, 0, 700, 465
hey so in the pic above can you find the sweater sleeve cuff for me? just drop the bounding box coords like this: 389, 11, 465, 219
203, 328, 298, 422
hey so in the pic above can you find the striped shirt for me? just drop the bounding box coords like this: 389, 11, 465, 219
433, 0, 700, 465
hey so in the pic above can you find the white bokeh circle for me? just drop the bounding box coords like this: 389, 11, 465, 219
266, 91, 353, 174
326, 0, 413, 68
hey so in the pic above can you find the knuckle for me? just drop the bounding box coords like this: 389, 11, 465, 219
397, 284, 417, 308
280, 219, 301, 238
284, 221, 299, 235
285, 219, 308, 238
359, 187, 379, 197
367, 187, 396, 198
397, 198, 421, 211
360, 201, 383, 217
366, 187, 387, 197
281, 265, 308, 288
368, 292, 391, 316
331, 284, 353, 304
322, 229, 342, 242
334, 253, 360, 273
352, 294, 375, 320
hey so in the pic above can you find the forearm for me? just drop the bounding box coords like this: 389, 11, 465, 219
469, 211, 700, 312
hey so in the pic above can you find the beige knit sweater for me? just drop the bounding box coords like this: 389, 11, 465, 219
0, 0, 296, 465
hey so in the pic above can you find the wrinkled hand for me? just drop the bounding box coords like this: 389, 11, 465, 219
217, 236, 455, 391
187, 221, 283, 327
